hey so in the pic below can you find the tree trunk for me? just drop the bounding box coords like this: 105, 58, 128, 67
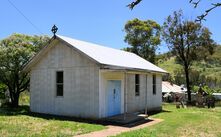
12, 97, 18, 108
12, 93, 19, 108
184, 65, 191, 103
9, 90, 20, 108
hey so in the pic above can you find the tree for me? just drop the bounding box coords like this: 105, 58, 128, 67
124, 18, 161, 63
162, 10, 216, 102
0, 34, 50, 107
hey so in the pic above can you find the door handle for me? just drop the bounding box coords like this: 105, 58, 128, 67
113, 89, 116, 99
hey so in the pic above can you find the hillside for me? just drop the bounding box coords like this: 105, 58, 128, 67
157, 46, 221, 89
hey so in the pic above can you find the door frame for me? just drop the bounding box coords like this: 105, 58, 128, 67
99, 71, 125, 118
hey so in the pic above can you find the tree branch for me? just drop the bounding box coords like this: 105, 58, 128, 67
190, 0, 221, 22
18, 78, 30, 93
189, 0, 201, 8
127, 0, 142, 10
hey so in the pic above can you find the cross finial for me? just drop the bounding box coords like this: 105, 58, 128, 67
51, 25, 58, 38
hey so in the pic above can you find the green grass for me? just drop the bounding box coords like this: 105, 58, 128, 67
0, 106, 105, 137
2, 100, 221, 137
114, 104, 221, 137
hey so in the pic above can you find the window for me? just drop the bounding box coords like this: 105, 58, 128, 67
56, 71, 63, 96
135, 74, 140, 96
153, 74, 156, 95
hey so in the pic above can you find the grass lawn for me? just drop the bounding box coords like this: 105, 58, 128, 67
0, 106, 105, 137
1, 96, 221, 137
114, 104, 221, 137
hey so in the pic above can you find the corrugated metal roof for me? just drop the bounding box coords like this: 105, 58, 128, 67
162, 81, 187, 93
57, 35, 167, 73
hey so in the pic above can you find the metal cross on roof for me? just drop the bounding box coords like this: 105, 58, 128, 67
51, 25, 58, 37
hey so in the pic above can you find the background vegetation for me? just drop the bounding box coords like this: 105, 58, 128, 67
157, 45, 221, 92
0, 34, 50, 107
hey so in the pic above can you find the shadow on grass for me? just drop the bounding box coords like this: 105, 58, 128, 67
0, 105, 30, 116
29, 112, 157, 127
123, 119, 154, 128
147, 109, 171, 116
0, 105, 109, 125
0, 105, 118, 126
0, 105, 166, 127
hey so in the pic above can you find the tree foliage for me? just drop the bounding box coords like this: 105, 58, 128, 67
124, 18, 161, 63
162, 10, 216, 102
0, 34, 50, 107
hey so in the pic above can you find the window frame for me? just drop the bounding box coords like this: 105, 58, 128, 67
56, 71, 64, 97
135, 74, 140, 96
153, 74, 156, 95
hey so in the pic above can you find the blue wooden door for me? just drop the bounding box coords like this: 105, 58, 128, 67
107, 80, 121, 117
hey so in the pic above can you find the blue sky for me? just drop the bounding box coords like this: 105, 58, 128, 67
0, 0, 220, 53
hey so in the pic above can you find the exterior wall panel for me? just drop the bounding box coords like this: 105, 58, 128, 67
126, 73, 162, 113
30, 42, 99, 118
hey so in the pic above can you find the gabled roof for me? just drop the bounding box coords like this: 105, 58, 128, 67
23, 35, 167, 73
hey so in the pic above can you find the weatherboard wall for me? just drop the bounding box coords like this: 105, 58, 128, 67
30, 41, 100, 118
146, 74, 162, 111
126, 73, 162, 113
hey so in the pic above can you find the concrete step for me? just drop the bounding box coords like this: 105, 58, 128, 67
104, 113, 149, 126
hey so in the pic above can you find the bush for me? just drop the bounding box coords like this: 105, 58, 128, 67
19, 91, 30, 106
215, 100, 221, 107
